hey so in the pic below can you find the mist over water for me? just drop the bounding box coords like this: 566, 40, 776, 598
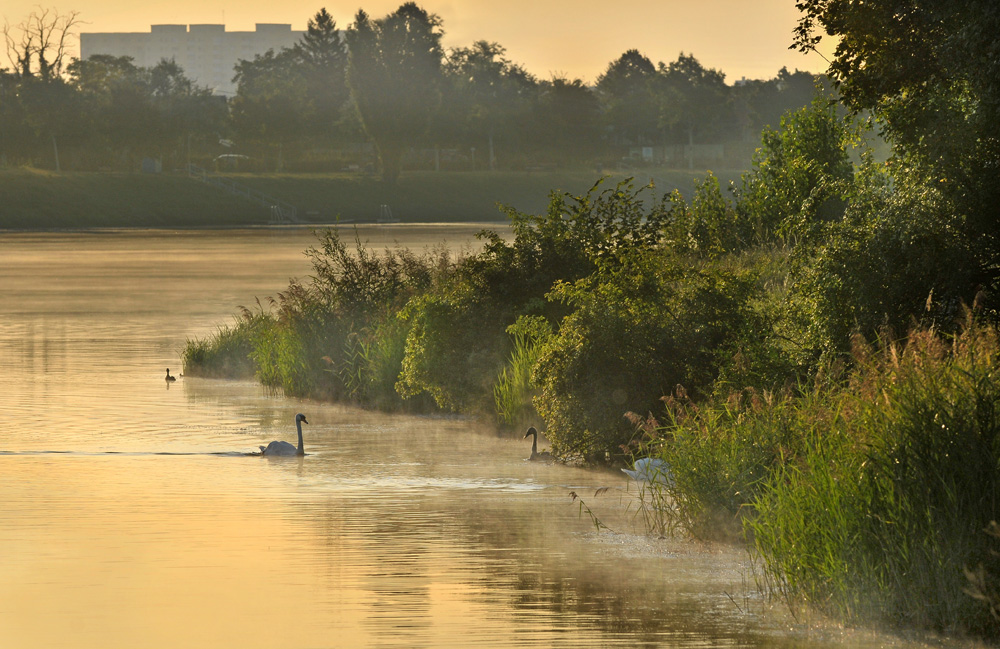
0, 227, 928, 648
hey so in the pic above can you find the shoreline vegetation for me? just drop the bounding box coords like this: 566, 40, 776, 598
0, 167, 737, 230
182, 95, 1000, 642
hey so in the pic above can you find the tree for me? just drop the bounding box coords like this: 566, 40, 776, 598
148, 59, 227, 165
345, 3, 445, 184
67, 54, 153, 166
2, 7, 81, 80
656, 53, 731, 157
730, 67, 822, 139
793, 0, 1000, 273
3, 8, 83, 170
529, 76, 600, 162
231, 48, 309, 170
290, 8, 350, 142
596, 49, 659, 146
444, 41, 536, 170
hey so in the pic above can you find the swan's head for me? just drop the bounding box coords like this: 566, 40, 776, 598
523, 426, 538, 439
296, 413, 309, 425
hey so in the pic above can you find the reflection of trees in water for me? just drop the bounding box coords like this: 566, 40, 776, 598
293, 487, 806, 647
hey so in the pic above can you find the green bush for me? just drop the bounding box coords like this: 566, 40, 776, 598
790, 162, 975, 361
734, 93, 853, 244
396, 282, 510, 413
533, 252, 764, 462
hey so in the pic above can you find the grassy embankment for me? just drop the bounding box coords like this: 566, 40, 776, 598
0, 167, 738, 229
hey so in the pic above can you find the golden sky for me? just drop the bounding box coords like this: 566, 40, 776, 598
3, 0, 833, 83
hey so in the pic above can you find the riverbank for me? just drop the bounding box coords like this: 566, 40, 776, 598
0, 167, 740, 229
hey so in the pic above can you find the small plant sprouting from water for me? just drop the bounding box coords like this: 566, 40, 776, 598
570, 488, 615, 533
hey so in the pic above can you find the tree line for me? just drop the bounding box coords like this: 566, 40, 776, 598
1, 4, 825, 180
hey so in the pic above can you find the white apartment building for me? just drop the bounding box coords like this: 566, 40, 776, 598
80, 24, 305, 95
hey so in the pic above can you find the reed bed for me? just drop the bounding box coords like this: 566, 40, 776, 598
638, 322, 1000, 634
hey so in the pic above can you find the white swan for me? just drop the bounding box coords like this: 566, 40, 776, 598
623, 457, 674, 486
524, 427, 554, 461
165, 368, 177, 382
260, 413, 308, 456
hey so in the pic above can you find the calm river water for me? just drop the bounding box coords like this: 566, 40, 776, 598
0, 226, 946, 648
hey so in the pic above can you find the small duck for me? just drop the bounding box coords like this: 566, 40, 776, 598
524, 426, 553, 461
165, 368, 177, 382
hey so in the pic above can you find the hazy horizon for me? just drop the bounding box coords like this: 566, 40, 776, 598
2, 0, 834, 84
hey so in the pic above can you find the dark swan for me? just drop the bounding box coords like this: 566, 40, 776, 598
523, 426, 553, 461
260, 413, 308, 457
165, 368, 177, 382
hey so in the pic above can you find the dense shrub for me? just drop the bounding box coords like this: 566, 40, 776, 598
184, 228, 440, 406
734, 93, 853, 244
789, 161, 976, 362
396, 178, 684, 414
636, 323, 1000, 634
533, 252, 765, 462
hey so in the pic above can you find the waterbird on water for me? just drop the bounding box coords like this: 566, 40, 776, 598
165, 368, 177, 382
524, 426, 553, 461
623, 457, 674, 486
260, 413, 308, 456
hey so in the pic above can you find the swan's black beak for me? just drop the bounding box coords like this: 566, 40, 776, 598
301, 417, 309, 425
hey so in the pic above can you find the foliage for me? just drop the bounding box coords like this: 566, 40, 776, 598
231, 49, 310, 169
443, 41, 536, 170
734, 93, 852, 244
0, 7, 826, 173
788, 158, 975, 361
661, 172, 740, 256
656, 53, 731, 146
345, 3, 445, 184
395, 277, 509, 413
534, 252, 764, 462
793, 0, 1000, 292
493, 315, 552, 428
230, 8, 352, 168
184, 228, 441, 406
596, 49, 659, 146
395, 177, 672, 414
67, 55, 224, 169
748, 325, 1000, 635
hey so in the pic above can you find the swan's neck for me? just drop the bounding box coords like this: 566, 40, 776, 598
530, 432, 538, 455
296, 419, 304, 455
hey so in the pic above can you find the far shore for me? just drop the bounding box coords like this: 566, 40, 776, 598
0, 167, 742, 230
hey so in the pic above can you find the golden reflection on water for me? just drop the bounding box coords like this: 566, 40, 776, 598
0, 228, 924, 649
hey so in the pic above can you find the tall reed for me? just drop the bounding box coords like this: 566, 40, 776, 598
181, 305, 271, 379
493, 316, 551, 428
749, 324, 1000, 634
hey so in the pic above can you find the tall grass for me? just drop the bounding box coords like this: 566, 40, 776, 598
337, 317, 413, 410
181, 306, 272, 379
493, 317, 551, 428
749, 324, 1000, 633
634, 322, 1000, 635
